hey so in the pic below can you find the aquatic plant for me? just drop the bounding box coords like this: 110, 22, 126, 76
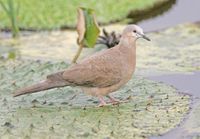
72, 7, 100, 63
0, 0, 19, 38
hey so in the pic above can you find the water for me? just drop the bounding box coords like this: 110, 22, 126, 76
138, 0, 200, 32
148, 71, 200, 97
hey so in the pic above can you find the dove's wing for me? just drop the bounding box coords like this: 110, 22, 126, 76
61, 48, 123, 87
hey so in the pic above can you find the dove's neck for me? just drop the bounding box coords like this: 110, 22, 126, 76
118, 36, 137, 69
118, 36, 137, 51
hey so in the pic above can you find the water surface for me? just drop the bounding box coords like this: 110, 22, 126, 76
139, 0, 200, 32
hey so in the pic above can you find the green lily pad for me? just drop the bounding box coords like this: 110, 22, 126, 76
0, 60, 190, 139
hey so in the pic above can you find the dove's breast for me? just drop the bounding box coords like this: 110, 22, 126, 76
81, 46, 136, 97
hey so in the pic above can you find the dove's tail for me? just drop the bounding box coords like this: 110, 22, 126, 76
13, 79, 67, 97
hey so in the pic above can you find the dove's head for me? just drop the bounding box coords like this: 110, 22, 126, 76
121, 25, 150, 41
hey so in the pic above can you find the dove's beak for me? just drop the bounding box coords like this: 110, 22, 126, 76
137, 32, 151, 41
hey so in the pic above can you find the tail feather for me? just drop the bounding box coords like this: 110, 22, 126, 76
13, 80, 66, 97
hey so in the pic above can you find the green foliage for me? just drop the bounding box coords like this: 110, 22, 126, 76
0, 0, 19, 38
72, 7, 100, 63
0, 0, 158, 30
81, 8, 100, 48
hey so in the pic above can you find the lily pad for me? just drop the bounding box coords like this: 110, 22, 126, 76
0, 60, 190, 139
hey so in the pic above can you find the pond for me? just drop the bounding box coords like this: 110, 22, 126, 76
148, 71, 200, 97
137, 0, 200, 32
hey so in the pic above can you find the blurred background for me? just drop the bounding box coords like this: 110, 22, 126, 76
0, 0, 200, 60
0, 0, 200, 31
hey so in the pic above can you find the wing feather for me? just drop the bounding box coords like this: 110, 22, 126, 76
62, 48, 122, 87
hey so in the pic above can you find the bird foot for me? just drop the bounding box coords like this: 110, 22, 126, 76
107, 95, 129, 105
97, 96, 129, 107
97, 103, 109, 107
97, 96, 108, 107
107, 95, 121, 105
108, 99, 120, 105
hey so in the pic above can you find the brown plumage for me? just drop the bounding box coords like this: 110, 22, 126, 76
13, 24, 150, 106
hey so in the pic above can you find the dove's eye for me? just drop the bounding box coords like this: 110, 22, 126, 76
133, 30, 137, 33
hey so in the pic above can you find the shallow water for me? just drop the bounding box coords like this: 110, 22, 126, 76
139, 0, 200, 32
148, 71, 200, 98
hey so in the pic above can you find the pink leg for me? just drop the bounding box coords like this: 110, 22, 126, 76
107, 95, 120, 105
98, 96, 107, 107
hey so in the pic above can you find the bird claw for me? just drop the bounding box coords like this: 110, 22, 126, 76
97, 96, 108, 107
97, 103, 109, 107
107, 95, 128, 105
97, 95, 130, 107
108, 99, 120, 105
